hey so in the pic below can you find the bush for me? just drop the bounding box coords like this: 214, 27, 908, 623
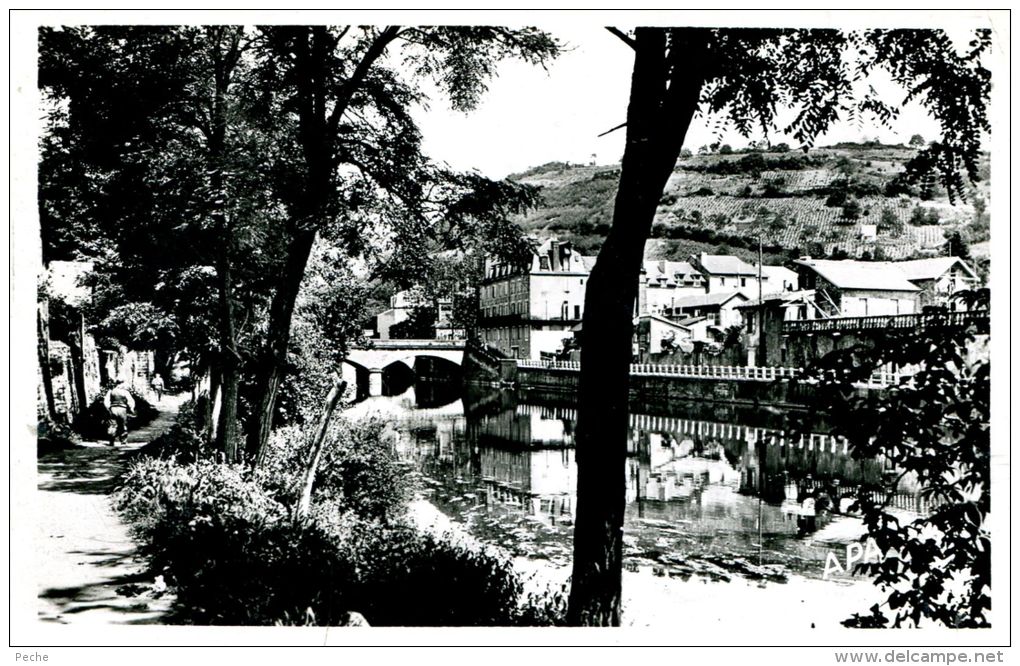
114, 456, 563, 626
132, 422, 214, 464
260, 417, 417, 522
38, 418, 79, 455
71, 388, 159, 440
334, 521, 543, 626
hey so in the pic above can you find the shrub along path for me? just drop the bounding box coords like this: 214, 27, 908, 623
35, 393, 188, 625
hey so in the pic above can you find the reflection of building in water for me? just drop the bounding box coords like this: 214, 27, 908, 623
469, 404, 577, 448
479, 447, 577, 522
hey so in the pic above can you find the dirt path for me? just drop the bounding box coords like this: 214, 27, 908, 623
35, 393, 188, 625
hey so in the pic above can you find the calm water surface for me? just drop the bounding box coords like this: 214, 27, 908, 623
348, 381, 912, 626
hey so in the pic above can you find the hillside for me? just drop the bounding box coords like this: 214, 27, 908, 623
509, 144, 990, 267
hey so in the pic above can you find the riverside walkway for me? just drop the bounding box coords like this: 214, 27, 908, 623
35, 394, 186, 625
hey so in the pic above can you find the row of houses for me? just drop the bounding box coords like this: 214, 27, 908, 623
475, 237, 979, 363
476, 239, 800, 360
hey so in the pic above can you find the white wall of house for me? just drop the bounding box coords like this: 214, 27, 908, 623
643, 286, 709, 315
840, 294, 917, 317
529, 327, 574, 359
529, 273, 586, 321
706, 274, 763, 297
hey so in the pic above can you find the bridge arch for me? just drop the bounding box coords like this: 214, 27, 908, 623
342, 340, 465, 397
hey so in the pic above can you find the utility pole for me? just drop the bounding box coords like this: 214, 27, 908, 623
757, 234, 766, 367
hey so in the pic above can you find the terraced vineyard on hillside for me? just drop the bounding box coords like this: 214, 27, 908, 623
512, 145, 989, 263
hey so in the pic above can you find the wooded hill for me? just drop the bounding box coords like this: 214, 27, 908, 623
509, 143, 991, 267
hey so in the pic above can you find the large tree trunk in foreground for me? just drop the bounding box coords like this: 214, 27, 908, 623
567, 28, 707, 626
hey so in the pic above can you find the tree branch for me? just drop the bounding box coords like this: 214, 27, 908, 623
326, 26, 402, 139
597, 121, 627, 138
606, 27, 637, 51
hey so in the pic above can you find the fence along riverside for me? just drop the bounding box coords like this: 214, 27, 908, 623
515, 359, 903, 388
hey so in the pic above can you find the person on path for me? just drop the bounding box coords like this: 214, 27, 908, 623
103, 381, 135, 446
150, 374, 165, 403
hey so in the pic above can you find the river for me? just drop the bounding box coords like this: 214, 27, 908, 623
345, 380, 908, 629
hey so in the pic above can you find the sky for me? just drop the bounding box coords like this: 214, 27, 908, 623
409, 23, 986, 180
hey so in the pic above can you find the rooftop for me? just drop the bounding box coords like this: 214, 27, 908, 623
696, 253, 758, 276
735, 289, 817, 309
642, 260, 701, 287
875, 257, 978, 282
793, 259, 920, 292
671, 291, 749, 309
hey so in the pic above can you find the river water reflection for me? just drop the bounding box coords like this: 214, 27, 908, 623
349, 382, 909, 625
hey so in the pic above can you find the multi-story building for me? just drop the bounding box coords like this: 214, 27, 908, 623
878, 257, 979, 309
690, 253, 765, 297
638, 260, 707, 315
478, 237, 813, 358
478, 239, 593, 359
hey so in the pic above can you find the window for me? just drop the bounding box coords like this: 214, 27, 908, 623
574, 305, 581, 319
741, 278, 747, 287
720, 277, 726, 286
561, 301, 569, 320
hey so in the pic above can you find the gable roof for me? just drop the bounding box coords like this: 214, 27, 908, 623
671, 291, 749, 309
793, 259, 920, 292
636, 313, 693, 330
878, 257, 979, 282
697, 253, 758, 276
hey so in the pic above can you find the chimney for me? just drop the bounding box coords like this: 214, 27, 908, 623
550, 239, 560, 271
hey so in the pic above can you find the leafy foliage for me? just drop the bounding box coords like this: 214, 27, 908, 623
115, 442, 565, 625
389, 306, 438, 340
259, 417, 416, 522
799, 291, 990, 627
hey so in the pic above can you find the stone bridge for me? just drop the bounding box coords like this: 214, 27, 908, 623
343, 339, 465, 396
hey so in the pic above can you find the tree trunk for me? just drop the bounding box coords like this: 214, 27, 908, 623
37, 299, 57, 420
207, 26, 244, 462
66, 321, 89, 417
249, 227, 318, 466
203, 363, 220, 443
214, 250, 241, 462
295, 377, 347, 522
566, 28, 707, 626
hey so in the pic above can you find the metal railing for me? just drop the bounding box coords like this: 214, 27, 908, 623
783, 310, 989, 335
629, 363, 801, 381
359, 338, 466, 350
516, 359, 906, 387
